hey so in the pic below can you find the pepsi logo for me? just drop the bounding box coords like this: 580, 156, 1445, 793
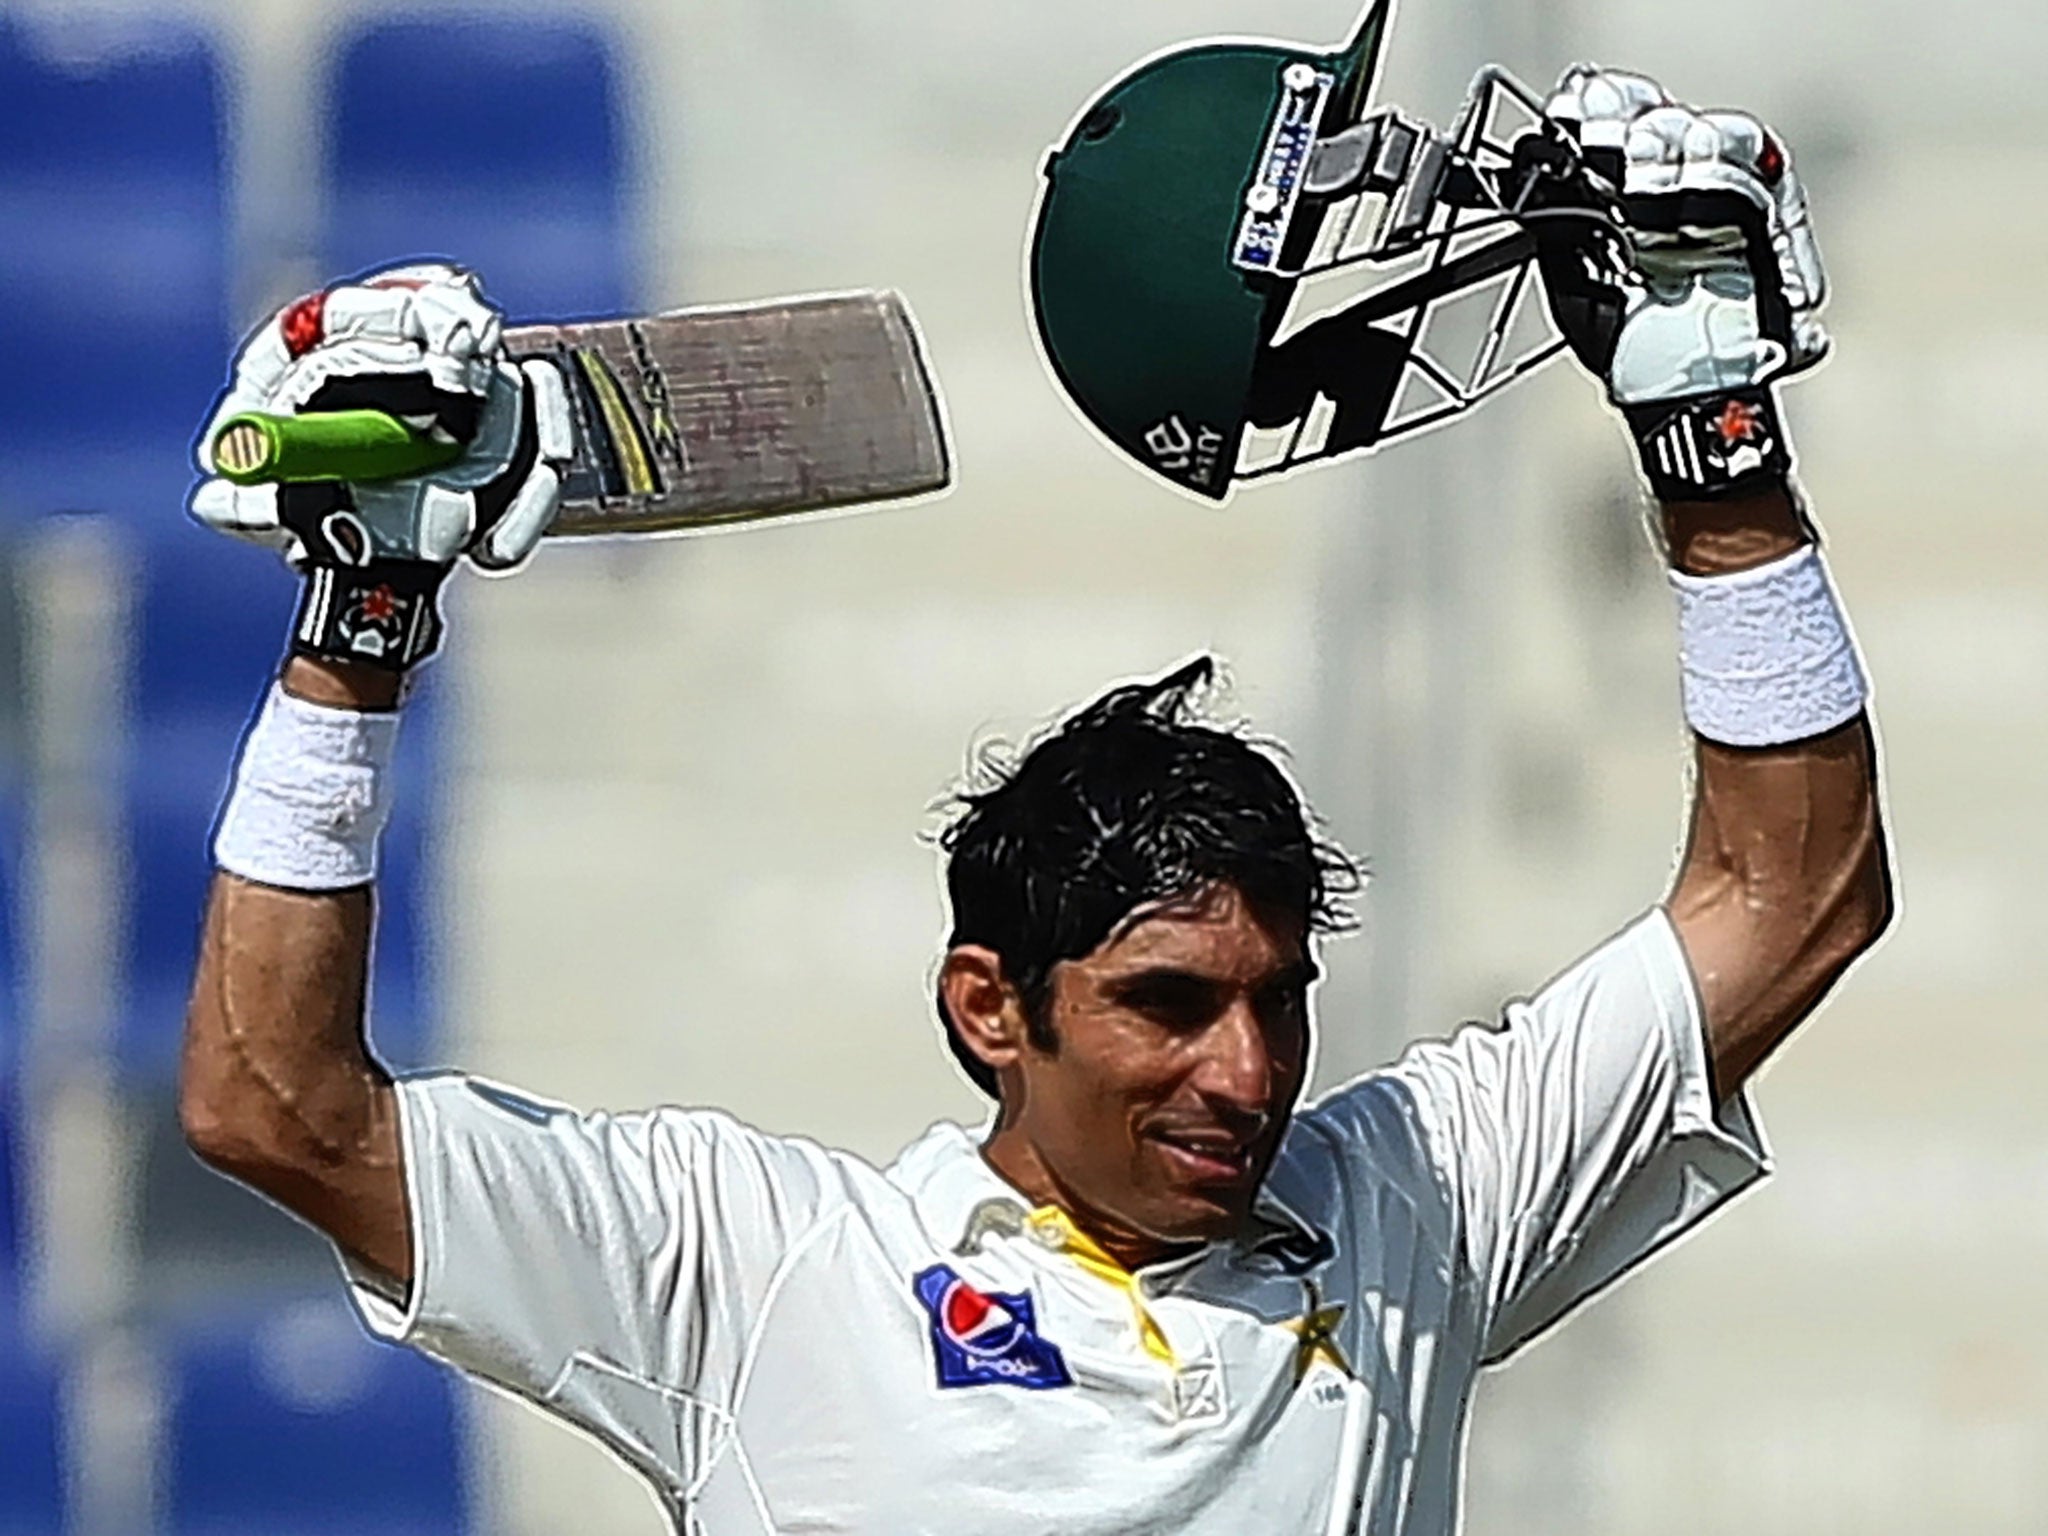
940, 1279, 1026, 1358
913, 1264, 1073, 1391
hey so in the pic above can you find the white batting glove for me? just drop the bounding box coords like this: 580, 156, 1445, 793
191, 262, 567, 574
190, 263, 573, 670
1543, 66, 1828, 406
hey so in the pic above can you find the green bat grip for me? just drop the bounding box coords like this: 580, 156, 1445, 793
209, 410, 465, 486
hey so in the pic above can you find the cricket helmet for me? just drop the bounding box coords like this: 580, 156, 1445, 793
1028, 4, 1393, 500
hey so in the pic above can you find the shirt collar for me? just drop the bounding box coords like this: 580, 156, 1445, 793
887, 1119, 1332, 1277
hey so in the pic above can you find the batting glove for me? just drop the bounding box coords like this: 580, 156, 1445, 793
1536, 68, 1828, 500
191, 263, 572, 670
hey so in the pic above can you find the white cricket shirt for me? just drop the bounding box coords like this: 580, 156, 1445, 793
343, 910, 1768, 1534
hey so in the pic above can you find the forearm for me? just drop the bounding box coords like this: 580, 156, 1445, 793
1657, 488, 1893, 1094
179, 657, 412, 1281
182, 875, 409, 1275
1673, 718, 1887, 1093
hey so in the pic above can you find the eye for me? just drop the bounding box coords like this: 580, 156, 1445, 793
1254, 982, 1309, 1038
1111, 974, 1221, 1031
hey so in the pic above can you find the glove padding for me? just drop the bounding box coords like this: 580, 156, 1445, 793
190, 262, 566, 574
1537, 68, 1828, 407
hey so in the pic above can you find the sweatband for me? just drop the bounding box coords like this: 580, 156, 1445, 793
1670, 543, 1868, 747
213, 685, 401, 890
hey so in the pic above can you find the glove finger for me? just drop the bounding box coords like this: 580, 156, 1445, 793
1622, 107, 1709, 197
189, 476, 285, 539
470, 463, 560, 571
1547, 65, 1668, 148
319, 284, 421, 346
1699, 111, 1775, 182
274, 337, 435, 411
1757, 140, 1828, 325
523, 360, 575, 461
322, 267, 487, 347
421, 347, 497, 402
294, 325, 492, 405
1628, 102, 1827, 372
418, 482, 481, 563
222, 318, 297, 404
409, 282, 502, 363
325, 265, 501, 375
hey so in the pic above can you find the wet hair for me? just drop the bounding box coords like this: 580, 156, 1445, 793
933, 655, 1361, 1098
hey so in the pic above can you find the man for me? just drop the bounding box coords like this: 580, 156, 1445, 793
180, 72, 1889, 1533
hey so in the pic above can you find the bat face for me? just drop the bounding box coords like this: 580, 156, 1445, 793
210, 289, 953, 536
508, 291, 952, 537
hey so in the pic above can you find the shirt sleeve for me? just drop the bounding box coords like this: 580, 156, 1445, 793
1310, 909, 1770, 1364
336, 1072, 852, 1482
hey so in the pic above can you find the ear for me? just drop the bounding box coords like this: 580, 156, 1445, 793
939, 945, 1029, 1077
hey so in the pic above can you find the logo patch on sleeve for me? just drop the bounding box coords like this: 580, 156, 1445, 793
913, 1266, 1072, 1390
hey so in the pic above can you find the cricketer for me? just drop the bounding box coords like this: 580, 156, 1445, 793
179, 65, 1890, 1535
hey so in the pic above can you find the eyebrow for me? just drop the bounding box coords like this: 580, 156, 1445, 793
1266, 961, 1322, 990
1106, 960, 1322, 991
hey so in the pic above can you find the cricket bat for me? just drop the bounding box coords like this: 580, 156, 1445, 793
209, 290, 952, 535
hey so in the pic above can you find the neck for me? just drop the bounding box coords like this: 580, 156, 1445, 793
979, 1125, 1198, 1273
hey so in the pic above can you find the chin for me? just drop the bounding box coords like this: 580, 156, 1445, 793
1154, 1186, 1256, 1241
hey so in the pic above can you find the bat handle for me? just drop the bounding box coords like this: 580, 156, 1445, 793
209, 410, 466, 486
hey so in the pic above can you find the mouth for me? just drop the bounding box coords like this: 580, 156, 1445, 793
1145, 1128, 1256, 1186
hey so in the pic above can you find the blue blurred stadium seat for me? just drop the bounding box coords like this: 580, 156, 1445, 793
163, 1294, 467, 1536
0, 17, 296, 1077
0, 1073, 20, 1307
1, 568, 21, 1308
0, 1068, 58, 1536
0, 1337, 64, 1536
326, 14, 633, 319
0, 15, 231, 519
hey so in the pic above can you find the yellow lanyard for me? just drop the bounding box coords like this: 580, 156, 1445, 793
1026, 1206, 1177, 1367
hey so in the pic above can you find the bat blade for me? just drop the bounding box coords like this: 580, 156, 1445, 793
207, 289, 952, 536
511, 288, 952, 536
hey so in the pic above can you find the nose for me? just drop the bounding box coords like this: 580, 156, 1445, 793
1192, 999, 1275, 1126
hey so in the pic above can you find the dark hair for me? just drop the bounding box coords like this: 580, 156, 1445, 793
933, 655, 1361, 1098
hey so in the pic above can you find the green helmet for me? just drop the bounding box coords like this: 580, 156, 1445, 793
1029, 4, 1393, 500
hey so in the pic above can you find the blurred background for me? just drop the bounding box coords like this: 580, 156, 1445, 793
0, 0, 2040, 1531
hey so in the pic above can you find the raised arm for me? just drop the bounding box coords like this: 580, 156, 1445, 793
180, 660, 412, 1280
1658, 488, 1890, 1099
1534, 69, 1893, 1096
177, 263, 565, 1286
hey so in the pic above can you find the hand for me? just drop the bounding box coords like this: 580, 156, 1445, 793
1536, 68, 1828, 407
190, 263, 571, 669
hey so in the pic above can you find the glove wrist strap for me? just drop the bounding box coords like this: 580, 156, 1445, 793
290, 560, 447, 673
1622, 385, 1792, 502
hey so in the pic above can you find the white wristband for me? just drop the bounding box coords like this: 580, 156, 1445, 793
1670, 544, 1868, 747
213, 684, 401, 890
